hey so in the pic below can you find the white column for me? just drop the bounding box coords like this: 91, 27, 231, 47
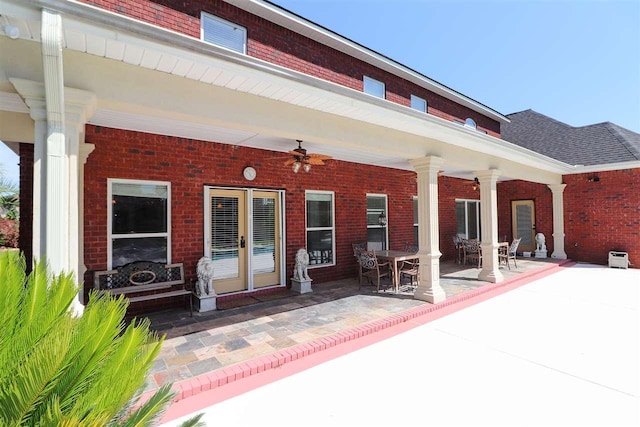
77, 142, 95, 305
409, 156, 446, 304
547, 184, 568, 259
41, 9, 68, 274
475, 170, 504, 283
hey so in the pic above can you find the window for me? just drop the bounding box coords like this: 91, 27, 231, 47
367, 194, 388, 250
306, 191, 335, 266
201, 12, 247, 53
464, 118, 477, 129
410, 95, 427, 112
455, 199, 481, 240
413, 197, 419, 245
363, 76, 385, 99
108, 179, 171, 268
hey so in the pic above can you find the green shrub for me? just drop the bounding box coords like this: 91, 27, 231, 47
0, 251, 203, 426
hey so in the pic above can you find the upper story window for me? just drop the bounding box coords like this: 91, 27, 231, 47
464, 118, 477, 129
363, 76, 385, 99
108, 179, 171, 269
410, 95, 427, 112
201, 12, 247, 54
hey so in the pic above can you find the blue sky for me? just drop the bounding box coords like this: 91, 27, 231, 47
2, 0, 639, 186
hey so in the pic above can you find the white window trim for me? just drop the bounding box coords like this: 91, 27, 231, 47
305, 190, 336, 268
455, 198, 481, 240
410, 94, 427, 112
107, 178, 172, 269
200, 12, 247, 54
366, 193, 389, 251
363, 75, 385, 99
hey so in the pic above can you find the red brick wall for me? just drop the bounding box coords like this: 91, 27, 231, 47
18, 143, 34, 272
83, 125, 422, 290
563, 170, 640, 266
497, 180, 554, 253
78, 0, 500, 136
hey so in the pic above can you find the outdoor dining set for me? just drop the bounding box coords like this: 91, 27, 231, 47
353, 236, 522, 294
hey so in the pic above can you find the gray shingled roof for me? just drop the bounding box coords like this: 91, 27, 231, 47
502, 109, 640, 166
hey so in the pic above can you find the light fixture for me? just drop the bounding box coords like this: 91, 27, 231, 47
378, 211, 387, 227
2, 24, 20, 40
472, 177, 480, 191
284, 140, 332, 174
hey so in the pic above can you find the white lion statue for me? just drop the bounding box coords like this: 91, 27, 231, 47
293, 248, 311, 281
535, 233, 547, 252
196, 256, 216, 296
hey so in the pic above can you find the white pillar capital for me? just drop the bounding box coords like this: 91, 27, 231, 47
547, 184, 568, 259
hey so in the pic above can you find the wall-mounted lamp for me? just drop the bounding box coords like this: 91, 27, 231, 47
472, 177, 480, 191
2, 24, 20, 40
378, 211, 387, 227
587, 175, 600, 183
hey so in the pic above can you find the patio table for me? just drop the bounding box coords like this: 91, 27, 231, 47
375, 250, 420, 294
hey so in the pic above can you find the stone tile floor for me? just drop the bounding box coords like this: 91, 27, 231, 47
141, 258, 561, 392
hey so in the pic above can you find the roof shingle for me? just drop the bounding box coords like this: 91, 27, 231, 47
502, 109, 640, 166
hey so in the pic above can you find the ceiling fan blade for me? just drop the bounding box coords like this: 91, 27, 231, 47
307, 158, 327, 165
283, 159, 297, 166
308, 153, 332, 160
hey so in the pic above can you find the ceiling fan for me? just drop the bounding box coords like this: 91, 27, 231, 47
284, 140, 332, 173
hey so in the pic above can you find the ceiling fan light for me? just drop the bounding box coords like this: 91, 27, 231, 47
303, 163, 311, 173
292, 161, 301, 173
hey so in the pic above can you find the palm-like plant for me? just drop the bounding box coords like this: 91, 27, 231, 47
0, 165, 19, 220
0, 251, 203, 426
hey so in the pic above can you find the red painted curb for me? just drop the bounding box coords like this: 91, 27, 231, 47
157, 260, 574, 422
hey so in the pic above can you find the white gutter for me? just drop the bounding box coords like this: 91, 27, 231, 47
569, 161, 640, 174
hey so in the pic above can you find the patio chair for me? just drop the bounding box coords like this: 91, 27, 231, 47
498, 238, 522, 270
358, 250, 392, 292
352, 242, 367, 278
452, 235, 464, 264
399, 243, 419, 288
463, 239, 482, 268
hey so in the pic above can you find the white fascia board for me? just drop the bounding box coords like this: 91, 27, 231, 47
19, 0, 566, 173
225, 0, 509, 124
568, 161, 640, 174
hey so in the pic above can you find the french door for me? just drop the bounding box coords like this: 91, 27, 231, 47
512, 200, 535, 252
205, 187, 283, 294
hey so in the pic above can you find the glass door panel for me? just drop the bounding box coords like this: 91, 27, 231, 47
252, 191, 280, 288
208, 189, 247, 294
512, 200, 535, 252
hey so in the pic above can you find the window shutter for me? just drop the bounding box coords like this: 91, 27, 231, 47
202, 13, 246, 53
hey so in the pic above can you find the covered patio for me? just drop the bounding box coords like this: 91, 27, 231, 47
142, 258, 571, 395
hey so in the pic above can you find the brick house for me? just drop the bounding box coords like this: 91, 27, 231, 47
501, 109, 640, 266
0, 0, 636, 313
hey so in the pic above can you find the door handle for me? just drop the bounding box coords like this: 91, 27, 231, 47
240, 236, 246, 248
